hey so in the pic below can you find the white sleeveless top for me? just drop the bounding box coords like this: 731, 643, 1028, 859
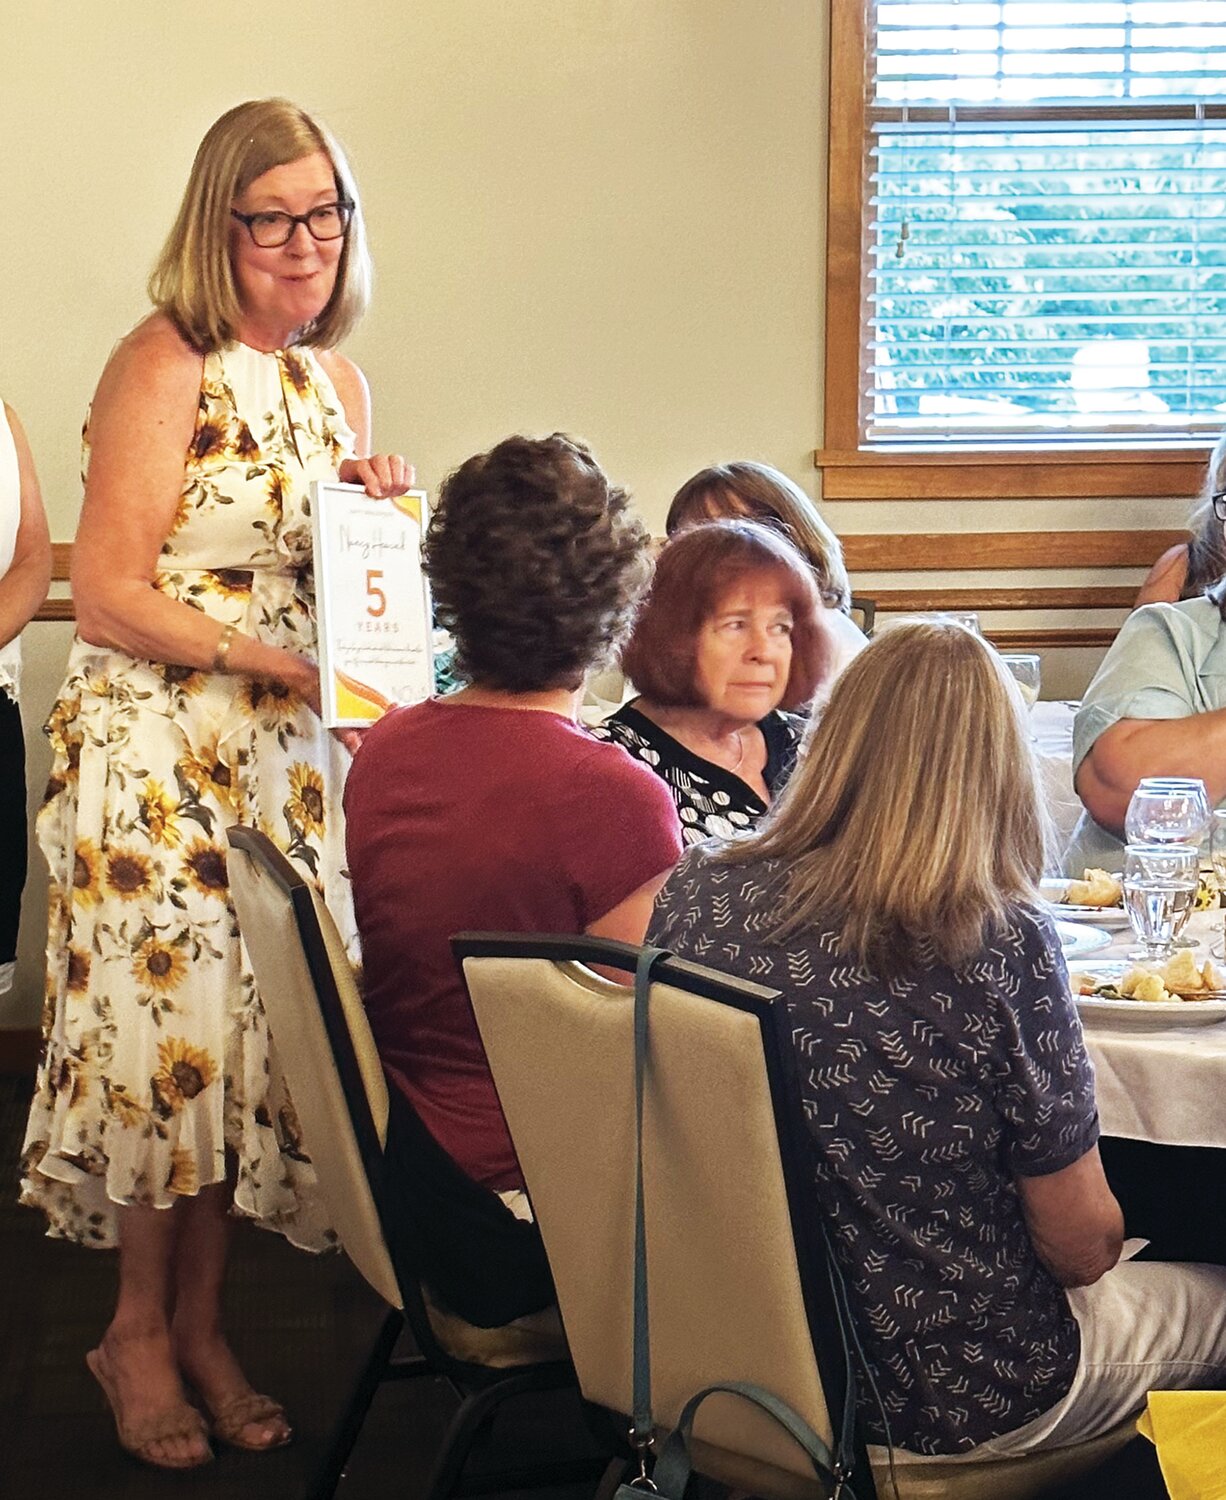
0, 405, 23, 699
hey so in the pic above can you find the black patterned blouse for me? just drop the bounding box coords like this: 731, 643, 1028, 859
649, 845, 1098, 1456
590, 702, 804, 846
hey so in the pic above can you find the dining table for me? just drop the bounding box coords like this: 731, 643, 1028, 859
1063, 907, 1226, 1263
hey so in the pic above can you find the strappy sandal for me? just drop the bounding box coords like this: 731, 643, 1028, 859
205, 1389, 293, 1451
86, 1347, 213, 1470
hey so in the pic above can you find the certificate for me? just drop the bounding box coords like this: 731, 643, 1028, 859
311, 481, 434, 727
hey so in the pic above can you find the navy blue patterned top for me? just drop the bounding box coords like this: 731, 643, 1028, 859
648, 847, 1099, 1455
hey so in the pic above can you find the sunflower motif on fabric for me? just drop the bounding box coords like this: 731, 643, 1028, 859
106, 847, 156, 903
139, 778, 183, 848
151, 1037, 217, 1118
46, 696, 83, 786
191, 418, 229, 465
180, 839, 229, 900
280, 349, 314, 397
167, 1147, 200, 1195
206, 568, 254, 600
265, 465, 289, 518
156, 662, 208, 702
132, 934, 189, 996
104, 1080, 147, 1130
72, 841, 103, 907
176, 742, 237, 814
286, 763, 326, 838
65, 948, 91, 994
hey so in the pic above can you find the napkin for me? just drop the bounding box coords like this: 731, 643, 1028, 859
1138, 1390, 1226, 1499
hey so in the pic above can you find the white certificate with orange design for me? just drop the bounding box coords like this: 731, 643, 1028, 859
310, 481, 434, 728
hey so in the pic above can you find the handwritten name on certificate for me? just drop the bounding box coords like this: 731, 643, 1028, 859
311, 481, 434, 727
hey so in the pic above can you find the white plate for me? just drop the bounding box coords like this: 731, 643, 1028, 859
1039, 878, 1130, 929
1067, 960, 1226, 1028
1053, 918, 1113, 957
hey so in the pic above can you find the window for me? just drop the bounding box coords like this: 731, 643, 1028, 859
821, 0, 1226, 497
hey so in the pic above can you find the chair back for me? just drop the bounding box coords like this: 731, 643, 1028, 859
225, 826, 401, 1310
455, 933, 867, 1498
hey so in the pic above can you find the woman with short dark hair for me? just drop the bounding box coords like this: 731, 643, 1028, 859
593, 519, 830, 844
344, 433, 681, 1327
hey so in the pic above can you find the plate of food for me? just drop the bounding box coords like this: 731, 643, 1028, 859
1067, 951, 1226, 1027
1043, 867, 1220, 931
1040, 869, 1130, 928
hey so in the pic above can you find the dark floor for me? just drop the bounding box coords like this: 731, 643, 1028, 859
0, 1072, 603, 1500
0, 1070, 1172, 1500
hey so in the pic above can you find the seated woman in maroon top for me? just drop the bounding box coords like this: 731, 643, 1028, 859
344, 433, 682, 1324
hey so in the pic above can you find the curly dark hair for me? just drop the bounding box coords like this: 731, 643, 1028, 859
424, 434, 652, 692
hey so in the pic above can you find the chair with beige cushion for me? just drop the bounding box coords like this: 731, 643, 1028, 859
453, 933, 1138, 1500
224, 827, 595, 1500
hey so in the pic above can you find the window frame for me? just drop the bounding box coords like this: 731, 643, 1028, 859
818, 2, 1211, 500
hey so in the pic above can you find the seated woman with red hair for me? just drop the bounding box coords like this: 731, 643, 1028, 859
592, 519, 831, 845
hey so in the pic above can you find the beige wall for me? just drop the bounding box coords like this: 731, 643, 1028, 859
0, 0, 826, 1026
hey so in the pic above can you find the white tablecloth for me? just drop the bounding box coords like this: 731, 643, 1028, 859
1073, 910, 1226, 1149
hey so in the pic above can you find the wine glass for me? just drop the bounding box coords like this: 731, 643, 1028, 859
1123, 842, 1199, 961
999, 653, 1041, 709
1210, 810, 1226, 957
1124, 779, 1211, 848
942, 612, 982, 636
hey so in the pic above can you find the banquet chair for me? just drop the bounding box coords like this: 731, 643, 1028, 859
224, 827, 598, 1500
454, 933, 1139, 1500
849, 593, 877, 637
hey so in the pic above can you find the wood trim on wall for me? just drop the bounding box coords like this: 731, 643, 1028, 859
872, 586, 1135, 612
842, 529, 1187, 572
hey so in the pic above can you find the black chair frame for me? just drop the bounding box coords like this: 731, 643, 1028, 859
227, 828, 604, 1500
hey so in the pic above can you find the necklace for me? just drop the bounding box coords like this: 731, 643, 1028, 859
726, 728, 745, 774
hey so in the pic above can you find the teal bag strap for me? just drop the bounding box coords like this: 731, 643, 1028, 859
651, 1381, 848, 1500
619, 944, 860, 1500
627, 944, 671, 1466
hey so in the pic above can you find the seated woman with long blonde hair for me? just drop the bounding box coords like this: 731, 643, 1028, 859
649, 620, 1226, 1458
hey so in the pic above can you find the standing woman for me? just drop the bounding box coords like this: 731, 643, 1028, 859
0, 402, 52, 995
20, 99, 411, 1468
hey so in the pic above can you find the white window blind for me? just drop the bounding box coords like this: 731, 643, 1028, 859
867, 0, 1226, 446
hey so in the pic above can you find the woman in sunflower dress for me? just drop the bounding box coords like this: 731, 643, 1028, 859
20, 100, 411, 1470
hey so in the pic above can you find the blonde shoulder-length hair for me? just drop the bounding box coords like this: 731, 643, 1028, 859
148, 98, 372, 353
718, 620, 1046, 973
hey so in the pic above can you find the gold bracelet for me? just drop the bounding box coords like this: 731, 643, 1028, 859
212, 623, 238, 674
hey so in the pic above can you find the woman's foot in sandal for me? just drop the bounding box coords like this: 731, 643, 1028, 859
175, 1329, 292, 1451
207, 1389, 292, 1451
86, 1336, 212, 1469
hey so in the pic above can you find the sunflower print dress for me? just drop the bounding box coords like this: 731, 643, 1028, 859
21, 342, 356, 1251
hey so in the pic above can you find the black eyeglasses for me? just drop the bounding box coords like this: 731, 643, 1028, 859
230, 201, 353, 249
1213, 490, 1226, 522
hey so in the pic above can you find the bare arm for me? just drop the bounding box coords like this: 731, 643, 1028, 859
1015, 1145, 1123, 1288
71, 316, 319, 702
584, 871, 675, 982
318, 350, 413, 498
1135, 543, 1189, 607
1075, 713, 1226, 836
0, 406, 52, 650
